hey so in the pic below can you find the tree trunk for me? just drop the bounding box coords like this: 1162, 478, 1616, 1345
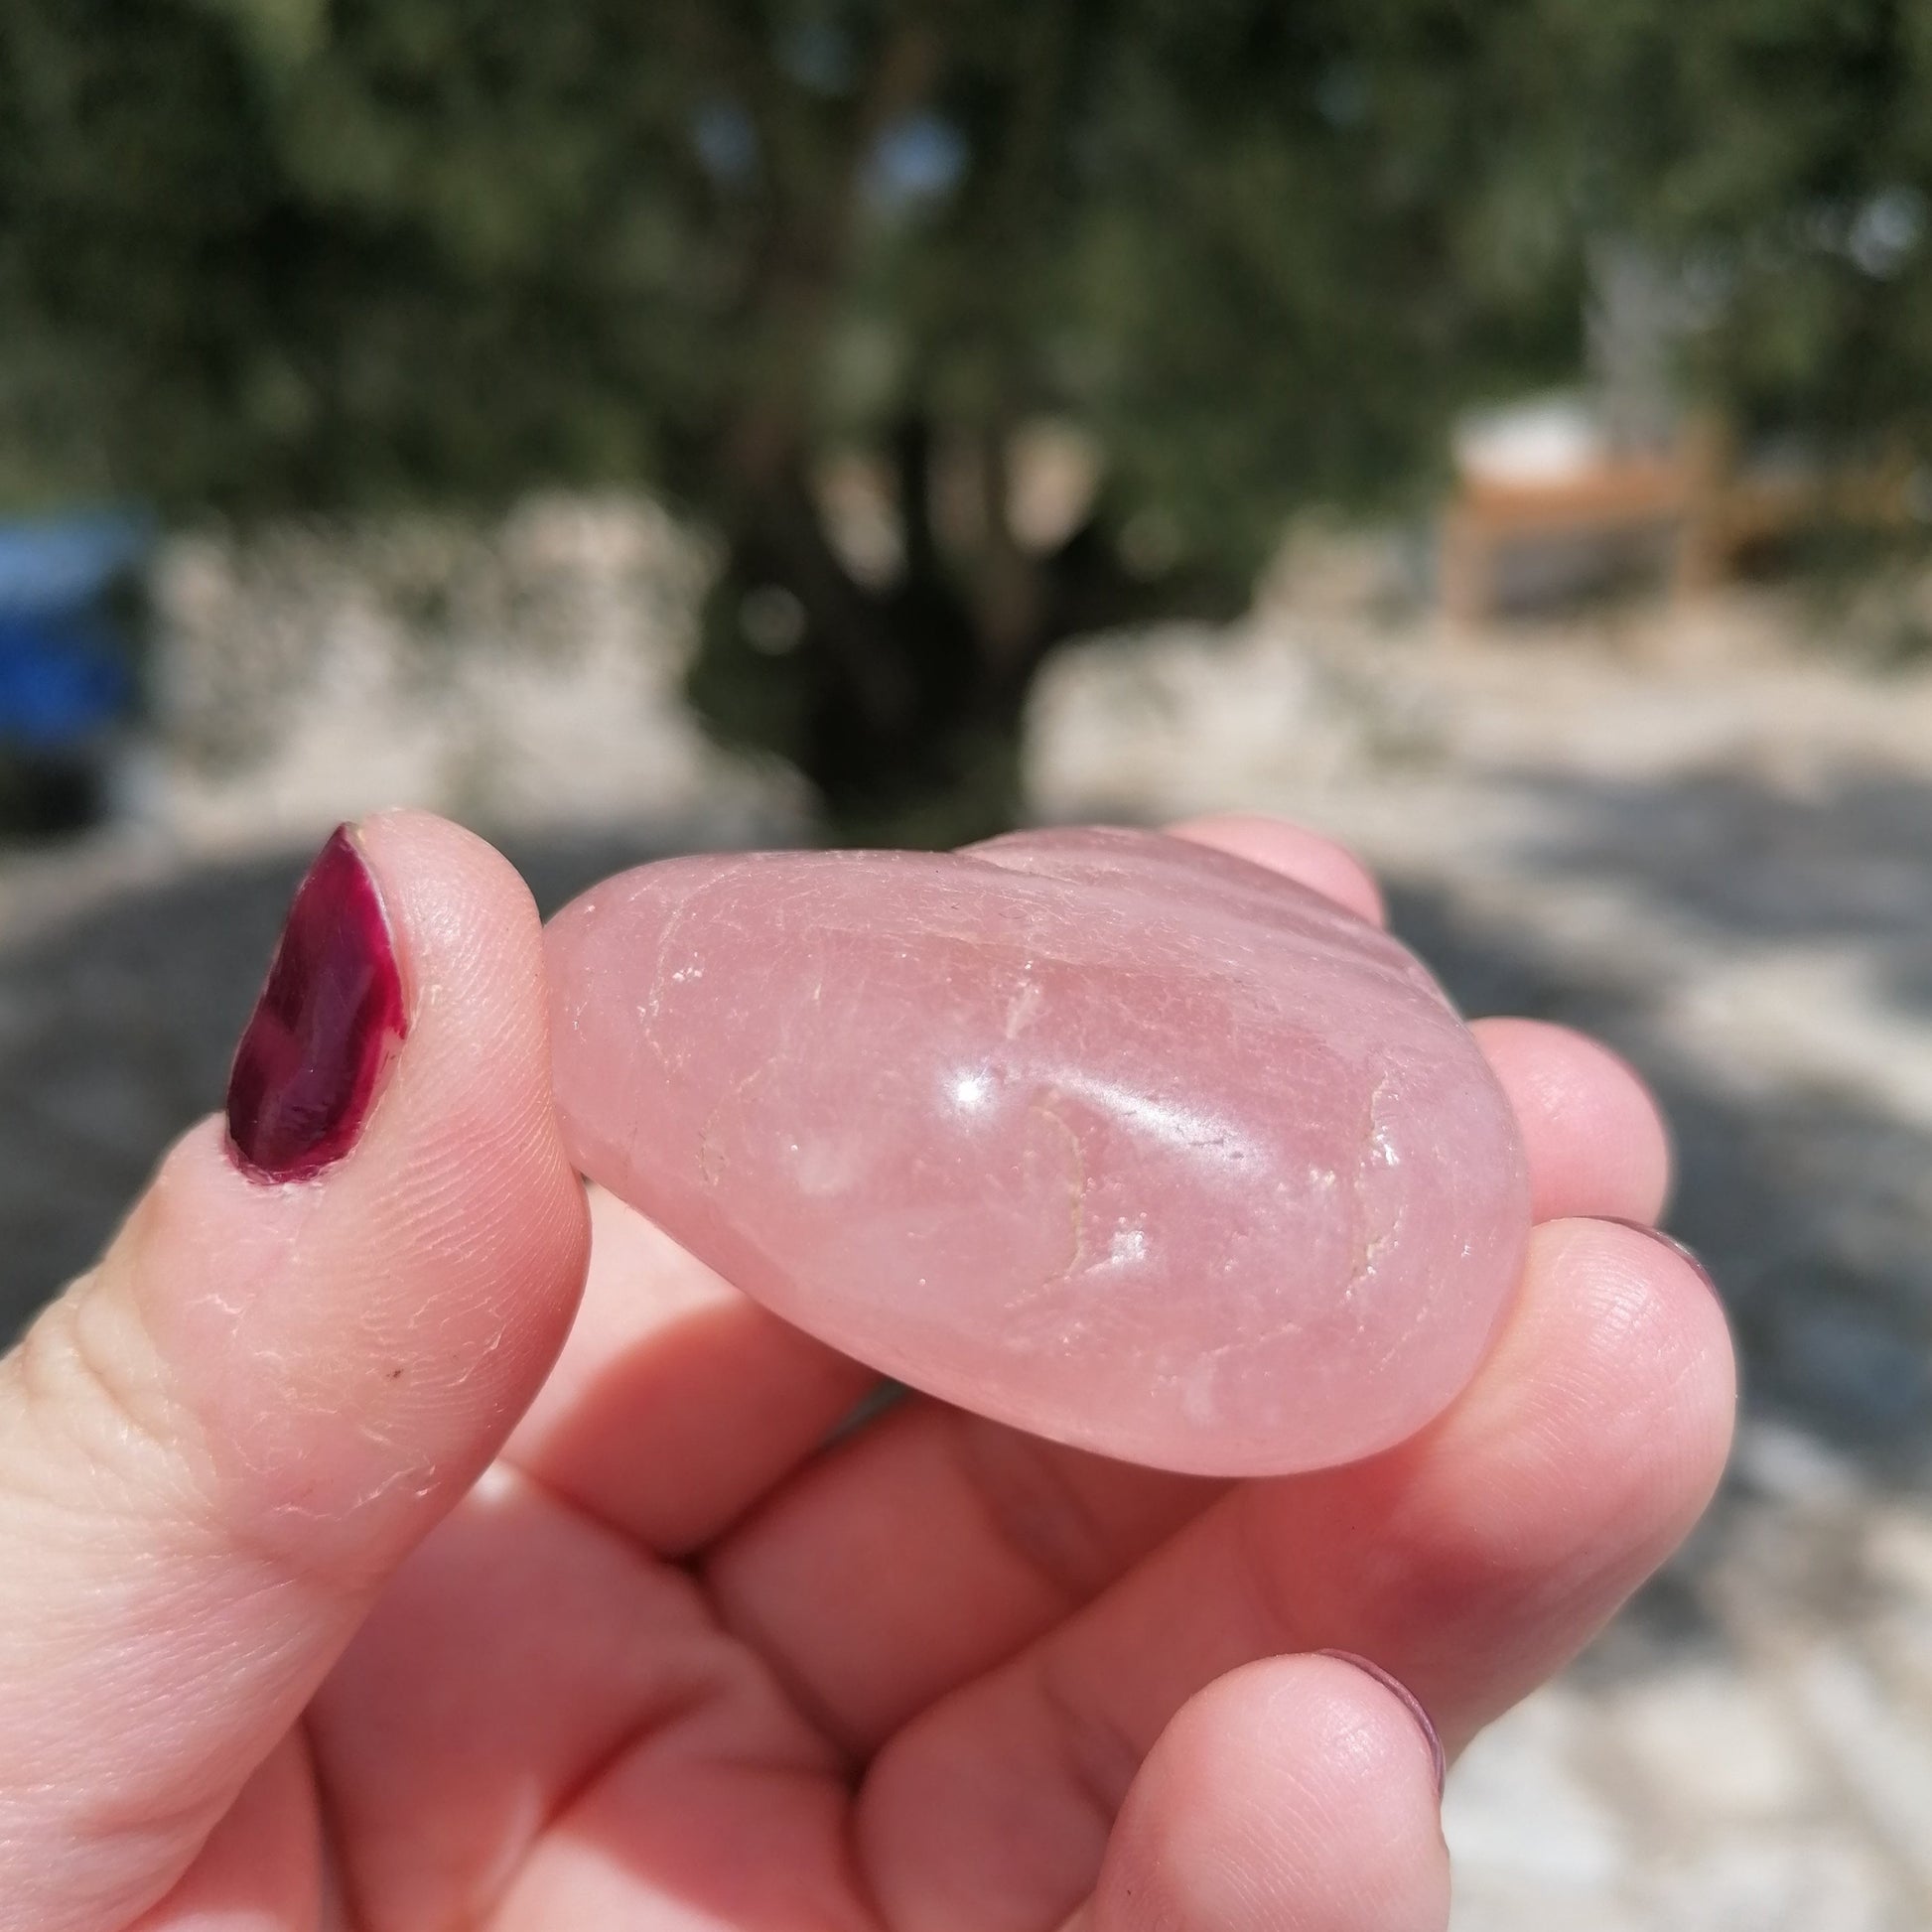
685, 423, 1248, 849
689, 514, 1033, 849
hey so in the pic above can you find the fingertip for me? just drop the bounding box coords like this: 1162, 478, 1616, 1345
108, 812, 592, 1568
1313, 1650, 1445, 1795
1166, 814, 1387, 926
354, 805, 543, 931
1168, 1655, 1447, 1840
1561, 1215, 1736, 1454
1471, 1018, 1673, 1225
1095, 1655, 1449, 1932
350, 809, 553, 1072
1473, 1215, 1737, 1554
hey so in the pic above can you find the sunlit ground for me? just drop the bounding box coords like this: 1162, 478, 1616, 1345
9, 505, 1932, 1929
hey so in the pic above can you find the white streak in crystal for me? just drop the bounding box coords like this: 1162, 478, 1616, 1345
1051, 1069, 1253, 1162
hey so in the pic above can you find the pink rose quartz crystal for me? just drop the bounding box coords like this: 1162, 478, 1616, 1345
546, 827, 1529, 1475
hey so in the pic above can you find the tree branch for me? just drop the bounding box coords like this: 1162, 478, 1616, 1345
1029, 507, 1248, 678
894, 409, 941, 586
673, 11, 954, 737
759, 463, 916, 732
972, 415, 1044, 669
720, 12, 948, 492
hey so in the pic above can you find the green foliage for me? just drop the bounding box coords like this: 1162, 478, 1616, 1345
1, 1, 1581, 504
6, 1, 1925, 830
1522, 0, 1932, 443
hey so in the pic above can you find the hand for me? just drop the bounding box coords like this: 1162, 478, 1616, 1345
0, 811, 1735, 1932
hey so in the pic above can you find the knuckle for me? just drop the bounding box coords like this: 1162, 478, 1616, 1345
1, 1276, 216, 1541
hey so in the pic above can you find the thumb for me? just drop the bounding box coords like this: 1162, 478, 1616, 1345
0, 812, 590, 1932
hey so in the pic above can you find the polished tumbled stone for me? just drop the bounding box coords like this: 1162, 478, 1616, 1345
547, 828, 1529, 1474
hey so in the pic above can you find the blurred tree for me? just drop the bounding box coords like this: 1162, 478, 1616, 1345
1545, 0, 1932, 457
0, 0, 1587, 839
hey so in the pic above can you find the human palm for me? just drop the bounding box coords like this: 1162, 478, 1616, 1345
0, 814, 1732, 1932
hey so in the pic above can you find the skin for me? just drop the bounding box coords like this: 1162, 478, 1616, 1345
0, 810, 1735, 1932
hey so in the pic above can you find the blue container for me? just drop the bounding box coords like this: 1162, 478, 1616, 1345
0, 511, 151, 752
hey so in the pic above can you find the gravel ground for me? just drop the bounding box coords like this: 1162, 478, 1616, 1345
7, 508, 1932, 1925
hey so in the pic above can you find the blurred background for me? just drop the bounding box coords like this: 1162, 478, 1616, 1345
5, 2, 1932, 1923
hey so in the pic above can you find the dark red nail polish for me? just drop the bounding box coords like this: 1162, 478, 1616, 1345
1316, 1650, 1446, 1795
1598, 1218, 1721, 1299
225, 826, 407, 1182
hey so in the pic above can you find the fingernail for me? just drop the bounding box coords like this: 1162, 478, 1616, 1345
1316, 1650, 1446, 1796
1598, 1218, 1720, 1299
225, 825, 407, 1182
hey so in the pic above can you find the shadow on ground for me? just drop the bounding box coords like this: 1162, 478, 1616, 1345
1443, 764, 1932, 1477
1395, 878, 1932, 1478
1387, 764, 1932, 1677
